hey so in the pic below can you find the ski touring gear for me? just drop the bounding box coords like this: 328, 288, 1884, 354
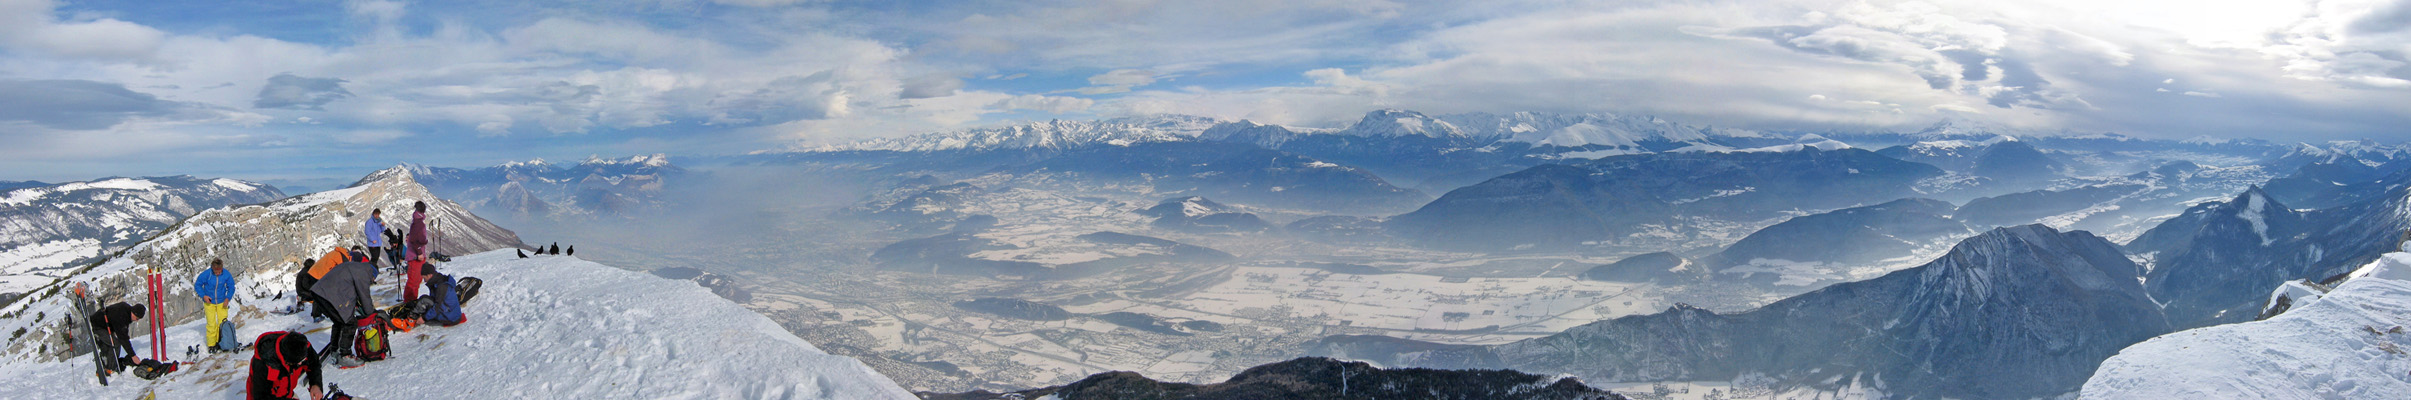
130, 359, 179, 380
70, 283, 119, 386
352, 313, 391, 363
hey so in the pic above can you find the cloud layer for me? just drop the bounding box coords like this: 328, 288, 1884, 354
0, 0, 2405, 181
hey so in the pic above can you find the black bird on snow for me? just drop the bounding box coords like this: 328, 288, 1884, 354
548, 243, 561, 255
566, 246, 575, 256
517, 249, 529, 258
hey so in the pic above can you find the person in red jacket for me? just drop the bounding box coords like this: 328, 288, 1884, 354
246, 331, 323, 400
404, 201, 431, 302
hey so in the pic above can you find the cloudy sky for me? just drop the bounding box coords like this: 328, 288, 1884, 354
1, 0, 2406, 182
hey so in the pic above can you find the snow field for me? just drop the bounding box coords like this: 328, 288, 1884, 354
2081, 252, 2411, 399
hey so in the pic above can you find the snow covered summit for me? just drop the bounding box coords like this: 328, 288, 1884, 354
0, 251, 915, 399
2081, 252, 2411, 399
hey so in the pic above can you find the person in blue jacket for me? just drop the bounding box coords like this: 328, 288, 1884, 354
362, 209, 387, 268
194, 258, 235, 352
419, 265, 466, 327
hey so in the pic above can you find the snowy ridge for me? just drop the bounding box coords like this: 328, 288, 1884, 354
0, 251, 914, 399
814, 115, 1223, 152
579, 153, 673, 168
2082, 252, 2411, 399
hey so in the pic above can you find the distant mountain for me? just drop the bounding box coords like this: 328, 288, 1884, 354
1388, 148, 1942, 251
1580, 252, 1697, 283
404, 154, 687, 218
1006, 141, 1430, 213
0, 176, 284, 298
2261, 140, 2409, 174
924, 357, 1627, 400
1317, 225, 2171, 399
0, 181, 45, 192
1696, 198, 1972, 286
2082, 252, 2411, 399
2260, 157, 2399, 209
1875, 137, 2067, 198
1946, 160, 2272, 241
1583, 198, 1971, 286
1207, 110, 1781, 192
846, 181, 995, 235
1137, 196, 1272, 234
818, 115, 1223, 152
2136, 170, 2411, 328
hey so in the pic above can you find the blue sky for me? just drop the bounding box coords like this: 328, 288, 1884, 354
1, 0, 2407, 183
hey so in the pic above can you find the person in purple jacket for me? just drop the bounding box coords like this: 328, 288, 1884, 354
404, 201, 431, 302
362, 209, 387, 268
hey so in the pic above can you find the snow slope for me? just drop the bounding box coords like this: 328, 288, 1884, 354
0, 250, 914, 399
2081, 252, 2411, 399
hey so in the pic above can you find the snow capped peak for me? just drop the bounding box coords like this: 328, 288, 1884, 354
1343, 109, 1466, 139
580, 153, 673, 167
1733, 134, 1854, 153
815, 115, 1225, 152
499, 158, 551, 168
349, 164, 422, 188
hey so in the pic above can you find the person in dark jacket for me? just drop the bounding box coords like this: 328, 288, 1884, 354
419, 266, 466, 327
308, 260, 378, 367
88, 302, 145, 366
195, 259, 235, 352
245, 331, 323, 400
404, 201, 431, 302
363, 209, 387, 268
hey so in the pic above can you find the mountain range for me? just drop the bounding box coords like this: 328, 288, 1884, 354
1313, 225, 2170, 399
0, 176, 284, 301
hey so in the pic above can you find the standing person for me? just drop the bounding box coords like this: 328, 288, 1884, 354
404, 201, 431, 302
88, 302, 146, 367
308, 259, 377, 368
195, 259, 235, 353
362, 209, 386, 268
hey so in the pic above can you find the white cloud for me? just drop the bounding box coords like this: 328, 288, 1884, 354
337, 129, 411, 144
0, 0, 166, 62
990, 94, 1095, 114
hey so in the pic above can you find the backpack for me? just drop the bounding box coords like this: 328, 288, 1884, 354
249, 332, 311, 399
214, 322, 240, 352
352, 313, 391, 362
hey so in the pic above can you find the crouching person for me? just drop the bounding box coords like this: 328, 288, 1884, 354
246, 331, 323, 400
420, 265, 468, 327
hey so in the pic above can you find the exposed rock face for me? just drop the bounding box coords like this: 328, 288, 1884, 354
923, 357, 1627, 400
0, 166, 526, 360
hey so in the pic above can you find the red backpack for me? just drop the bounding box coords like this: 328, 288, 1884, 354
353, 313, 391, 362
249, 331, 312, 399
